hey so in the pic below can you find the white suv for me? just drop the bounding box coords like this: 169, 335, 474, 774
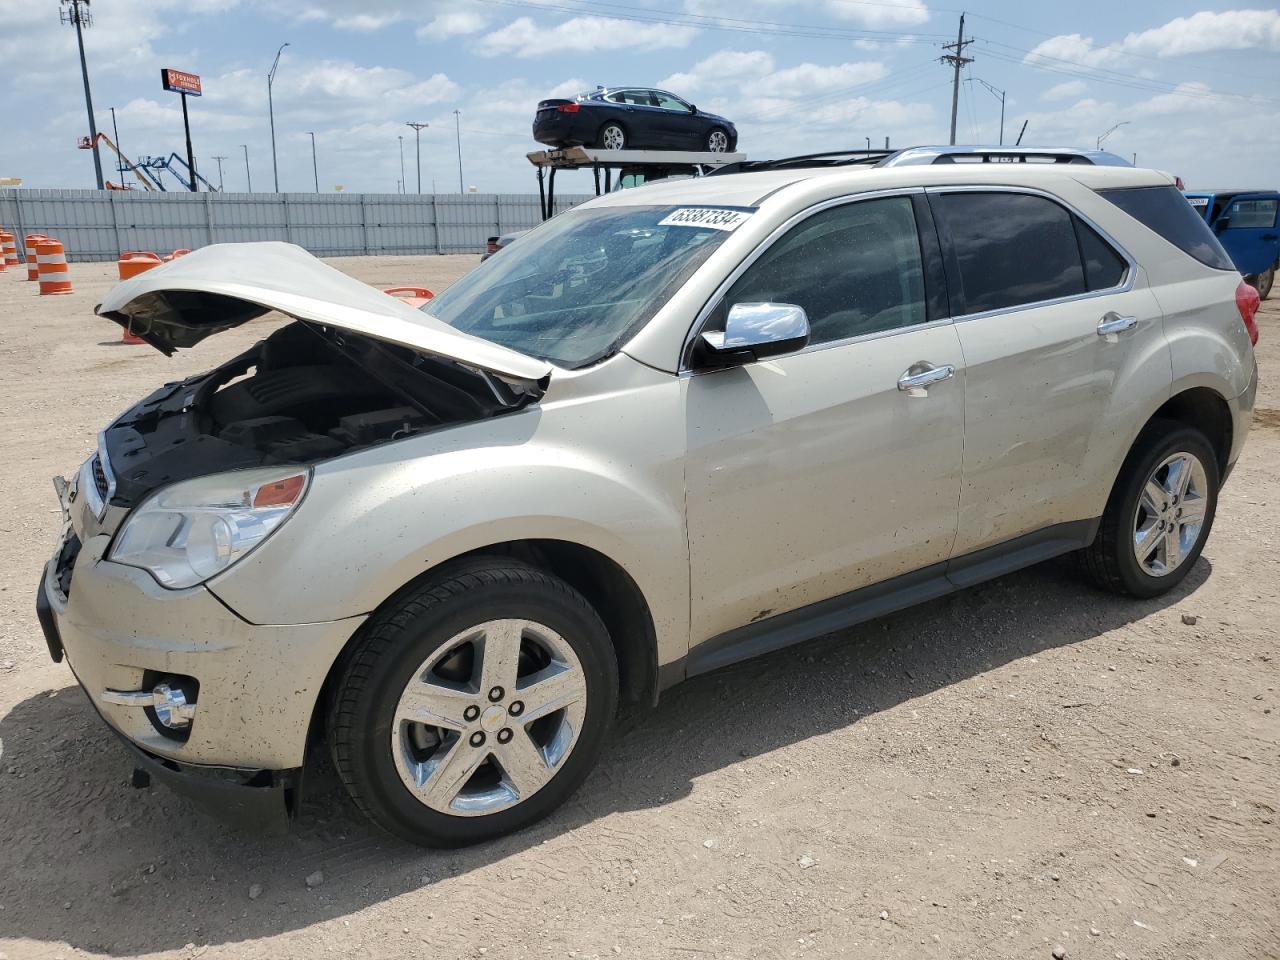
39, 147, 1260, 847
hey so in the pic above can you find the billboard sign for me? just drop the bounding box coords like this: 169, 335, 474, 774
161, 68, 202, 97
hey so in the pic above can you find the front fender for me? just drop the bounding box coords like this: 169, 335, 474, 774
209, 381, 690, 666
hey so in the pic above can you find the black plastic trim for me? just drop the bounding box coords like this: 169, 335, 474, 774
685, 519, 1099, 679
36, 572, 64, 663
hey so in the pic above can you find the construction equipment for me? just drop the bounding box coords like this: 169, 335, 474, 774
78, 134, 162, 191
136, 152, 220, 192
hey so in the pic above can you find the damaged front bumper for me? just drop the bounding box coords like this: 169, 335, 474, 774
37, 518, 365, 831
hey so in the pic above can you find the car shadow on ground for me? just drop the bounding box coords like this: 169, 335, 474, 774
0, 556, 1208, 955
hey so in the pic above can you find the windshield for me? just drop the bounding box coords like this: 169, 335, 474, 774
421, 205, 744, 367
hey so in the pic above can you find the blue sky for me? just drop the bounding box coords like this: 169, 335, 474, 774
1, 1, 1277, 195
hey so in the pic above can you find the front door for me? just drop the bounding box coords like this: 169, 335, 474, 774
684, 194, 964, 646
1217, 194, 1280, 278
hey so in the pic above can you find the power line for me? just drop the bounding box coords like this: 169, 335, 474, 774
939, 12, 973, 146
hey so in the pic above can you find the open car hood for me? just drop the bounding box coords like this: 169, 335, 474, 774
96, 242, 552, 385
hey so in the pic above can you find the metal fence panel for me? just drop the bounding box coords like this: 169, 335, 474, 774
0, 189, 593, 262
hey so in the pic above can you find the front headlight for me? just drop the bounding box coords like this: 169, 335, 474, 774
109, 467, 310, 589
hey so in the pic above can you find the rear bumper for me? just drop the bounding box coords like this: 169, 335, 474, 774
533, 112, 596, 147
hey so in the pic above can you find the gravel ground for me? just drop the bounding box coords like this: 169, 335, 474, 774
0, 255, 1276, 960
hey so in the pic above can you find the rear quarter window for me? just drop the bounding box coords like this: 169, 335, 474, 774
1100, 185, 1234, 271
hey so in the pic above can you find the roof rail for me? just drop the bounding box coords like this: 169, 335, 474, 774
708, 145, 1133, 177
878, 145, 1132, 167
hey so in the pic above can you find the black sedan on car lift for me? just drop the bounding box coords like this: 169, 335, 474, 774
533, 86, 738, 153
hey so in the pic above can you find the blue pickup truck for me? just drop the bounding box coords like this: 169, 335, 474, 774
1184, 189, 1279, 299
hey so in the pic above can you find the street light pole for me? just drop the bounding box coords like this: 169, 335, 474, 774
405, 122, 428, 194
212, 154, 227, 191
968, 77, 1007, 144
1096, 120, 1130, 150
240, 144, 252, 192
453, 109, 463, 195
267, 42, 289, 192
61, 0, 104, 189
397, 135, 406, 194
307, 131, 318, 192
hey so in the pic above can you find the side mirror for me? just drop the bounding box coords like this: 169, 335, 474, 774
688, 103, 698, 113
697, 302, 809, 368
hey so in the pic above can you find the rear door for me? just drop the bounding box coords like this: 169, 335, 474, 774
1217, 194, 1280, 278
929, 188, 1168, 557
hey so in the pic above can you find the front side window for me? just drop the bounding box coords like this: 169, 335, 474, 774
422, 205, 740, 368
723, 196, 927, 346
653, 92, 689, 111
1226, 198, 1278, 229
934, 191, 1086, 314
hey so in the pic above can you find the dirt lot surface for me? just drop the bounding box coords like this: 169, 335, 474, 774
0, 256, 1276, 960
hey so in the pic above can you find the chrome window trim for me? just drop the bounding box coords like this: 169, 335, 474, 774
678, 187, 930, 374
924, 184, 1137, 324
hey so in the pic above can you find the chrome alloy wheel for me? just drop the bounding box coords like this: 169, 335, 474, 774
707, 129, 729, 152
392, 619, 587, 816
600, 124, 626, 150
1133, 451, 1209, 577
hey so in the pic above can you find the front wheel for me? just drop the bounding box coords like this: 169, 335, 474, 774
329, 559, 619, 847
706, 127, 730, 152
597, 122, 626, 150
1082, 422, 1219, 598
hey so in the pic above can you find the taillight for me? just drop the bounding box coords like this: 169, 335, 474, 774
556, 103, 580, 113
1236, 279, 1260, 346
1174, 175, 1185, 190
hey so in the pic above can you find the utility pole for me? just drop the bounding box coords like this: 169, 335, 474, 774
453, 109, 464, 195
397, 135, 406, 193
212, 154, 227, 191
61, 0, 104, 189
969, 77, 1006, 144
109, 106, 126, 187
307, 132, 318, 192
939, 12, 974, 146
240, 144, 252, 192
405, 122, 428, 194
268, 42, 289, 192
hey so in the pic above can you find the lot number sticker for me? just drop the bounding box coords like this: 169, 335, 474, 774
658, 208, 752, 231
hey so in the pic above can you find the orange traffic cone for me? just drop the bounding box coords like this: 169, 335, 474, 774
36, 239, 73, 295
24, 234, 45, 281
1, 232, 17, 267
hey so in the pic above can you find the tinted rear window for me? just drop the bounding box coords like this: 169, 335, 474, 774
1100, 186, 1234, 271
934, 192, 1085, 314
1074, 217, 1128, 291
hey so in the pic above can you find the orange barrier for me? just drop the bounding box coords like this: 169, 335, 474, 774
384, 286, 435, 308
36, 239, 73, 295
118, 250, 163, 280
162, 248, 192, 262
25, 234, 45, 281
0, 232, 17, 267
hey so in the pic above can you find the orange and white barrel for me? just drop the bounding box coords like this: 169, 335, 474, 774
118, 250, 164, 280
36, 239, 73, 295
1, 232, 18, 267
25, 234, 45, 281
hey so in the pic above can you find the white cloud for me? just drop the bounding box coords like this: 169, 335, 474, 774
418, 10, 488, 40
683, 0, 928, 29
1025, 9, 1280, 68
1042, 80, 1087, 101
660, 50, 776, 93
763, 60, 887, 98
476, 15, 697, 57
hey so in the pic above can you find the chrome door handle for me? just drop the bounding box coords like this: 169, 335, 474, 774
1097, 313, 1138, 337
897, 363, 955, 396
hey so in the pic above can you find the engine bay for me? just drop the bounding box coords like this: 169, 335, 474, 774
100, 320, 532, 507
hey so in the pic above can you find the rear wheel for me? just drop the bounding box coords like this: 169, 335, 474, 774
1082, 422, 1219, 598
329, 559, 618, 847
706, 128, 730, 152
597, 122, 626, 150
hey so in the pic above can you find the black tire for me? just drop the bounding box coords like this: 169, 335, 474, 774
705, 127, 731, 152
328, 558, 618, 847
597, 122, 626, 150
1253, 266, 1274, 301
1082, 421, 1219, 598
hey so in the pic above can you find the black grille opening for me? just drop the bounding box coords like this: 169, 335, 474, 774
91, 454, 109, 500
